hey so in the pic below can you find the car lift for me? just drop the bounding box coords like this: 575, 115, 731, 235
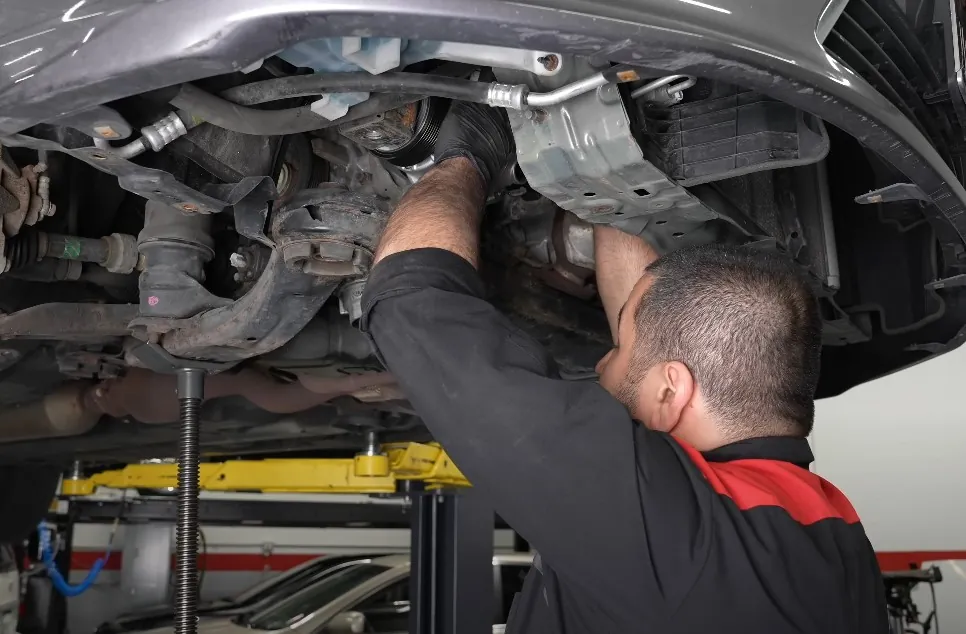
55, 437, 499, 634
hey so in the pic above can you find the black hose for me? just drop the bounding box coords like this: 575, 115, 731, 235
172, 88, 423, 136
171, 85, 326, 136
220, 72, 491, 105
171, 73, 492, 136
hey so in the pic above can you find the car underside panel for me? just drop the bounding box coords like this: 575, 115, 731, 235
0, 0, 962, 465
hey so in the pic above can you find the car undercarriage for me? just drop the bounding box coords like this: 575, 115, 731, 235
0, 0, 963, 486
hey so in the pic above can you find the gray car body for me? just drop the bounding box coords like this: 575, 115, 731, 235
0, 0, 964, 248
140, 553, 533, 634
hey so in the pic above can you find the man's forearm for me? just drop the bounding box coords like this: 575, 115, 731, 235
594, 225, 659, 342
374, 158, 486, 268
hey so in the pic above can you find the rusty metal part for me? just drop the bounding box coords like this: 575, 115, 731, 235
0, 383, 101, 442
338, 102, 420, 153
0, 147, 57, 273
276, 188, 387, 281
0, 303, 138, 340
296, 371, 397, 396
0, 157, 55, 235
90, 368, 398, 424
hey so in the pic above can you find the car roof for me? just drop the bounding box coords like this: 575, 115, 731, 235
369, 554, 412, 569
368, 552, 534, 570
492, 553, 534, 565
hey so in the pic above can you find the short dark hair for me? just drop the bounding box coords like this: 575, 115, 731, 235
630, 245, 821, 438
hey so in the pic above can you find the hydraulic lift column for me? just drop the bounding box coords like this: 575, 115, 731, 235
409, 487, 494, 634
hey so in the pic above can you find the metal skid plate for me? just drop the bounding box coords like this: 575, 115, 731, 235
509, 80, 727, 248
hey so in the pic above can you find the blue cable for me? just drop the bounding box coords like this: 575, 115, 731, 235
38, 522, 110, 597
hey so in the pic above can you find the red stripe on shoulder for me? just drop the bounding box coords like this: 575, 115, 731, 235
675, 439, 860, 526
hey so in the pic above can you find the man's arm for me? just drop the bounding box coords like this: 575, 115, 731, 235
362, 103, 708, 614
374, 158, 485, 267
375, 101, 509, 268
594, 225, 660, 342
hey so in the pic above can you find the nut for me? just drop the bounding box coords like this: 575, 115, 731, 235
229, 252, 249, 270
537, 54, 560, 72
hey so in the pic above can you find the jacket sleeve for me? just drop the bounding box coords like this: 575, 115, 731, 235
360, 248, 711, 614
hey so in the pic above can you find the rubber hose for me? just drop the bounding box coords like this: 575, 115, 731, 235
39, 522, 109, 597
220, 71, 491, 105
171, 74, 491, 136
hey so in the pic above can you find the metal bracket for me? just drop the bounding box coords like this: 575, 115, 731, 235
0, 133, 276, 215
505, 63, 730, 247
925, 273, 966, 289
126, 340, 234, 375
855, 183, 932, 205
60, 442, 469, 496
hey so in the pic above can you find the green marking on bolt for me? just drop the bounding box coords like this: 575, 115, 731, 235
63, 238, 82, 259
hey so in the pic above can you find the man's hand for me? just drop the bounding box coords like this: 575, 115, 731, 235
435, 101, 514, 187
373, 103, 513, 268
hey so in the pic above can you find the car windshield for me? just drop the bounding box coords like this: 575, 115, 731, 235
244, 563, 391, 631
232, 556, 370, 608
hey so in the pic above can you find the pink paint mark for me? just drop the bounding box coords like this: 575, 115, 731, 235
147, 296, 160, 306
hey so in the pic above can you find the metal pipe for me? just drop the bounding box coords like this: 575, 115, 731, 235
90, 368, 399, 424
815, 160, 841, 290
91, 112, 190, 158
0, 383, 100, 442
630, 74, 697, 100
525, 73, 612, 107
95, 136, 147, 159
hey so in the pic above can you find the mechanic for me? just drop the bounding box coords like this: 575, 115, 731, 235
360, 103, 887, 633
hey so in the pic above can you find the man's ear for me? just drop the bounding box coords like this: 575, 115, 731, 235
651, 361, 695, 433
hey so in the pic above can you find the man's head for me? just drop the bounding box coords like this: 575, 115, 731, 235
596, 245, 821, 449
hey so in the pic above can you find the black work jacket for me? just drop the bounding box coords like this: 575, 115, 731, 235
361, 248, 888, 634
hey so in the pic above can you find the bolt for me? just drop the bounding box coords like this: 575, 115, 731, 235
364, 129, 385, 141
537, 54, 560, 72
229, 252, 249, 270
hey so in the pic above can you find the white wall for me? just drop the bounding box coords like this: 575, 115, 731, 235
814, 346, 966, 631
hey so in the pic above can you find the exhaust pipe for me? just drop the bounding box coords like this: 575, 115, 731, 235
0, 383, 100, 442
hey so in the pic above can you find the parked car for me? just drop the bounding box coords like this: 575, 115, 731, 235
96, 554, 382, 634
139, 553, 532, 634
0, 546, 18, 634
1, 0, 966, 540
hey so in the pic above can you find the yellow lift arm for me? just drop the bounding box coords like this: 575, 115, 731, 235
61, 442, 469, 496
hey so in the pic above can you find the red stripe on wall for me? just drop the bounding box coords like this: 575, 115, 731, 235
70, 550, 966, 574
70, 551, 323, 572
876, 551, 966, 572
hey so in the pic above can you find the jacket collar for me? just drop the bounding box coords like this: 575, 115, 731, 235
701, 436, 813, 469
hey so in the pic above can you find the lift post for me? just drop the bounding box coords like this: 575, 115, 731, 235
410, 487, 494, 634
61, 443, 495, 634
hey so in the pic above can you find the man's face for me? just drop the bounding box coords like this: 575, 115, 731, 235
596, 274, 655, 422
